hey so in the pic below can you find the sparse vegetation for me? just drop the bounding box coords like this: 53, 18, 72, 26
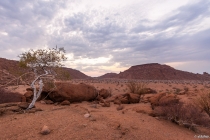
126, 81, 147, 95
195, 92, 210, 117
173, 88, 181, 94
183, 87, 189, 93
155, 101, 210, 130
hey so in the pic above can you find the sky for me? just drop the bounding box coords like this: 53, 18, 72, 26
0, 0, 210, 77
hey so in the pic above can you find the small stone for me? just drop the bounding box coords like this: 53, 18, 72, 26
54, 102, 58, 106
84, 113, 91, 118
18, 102, 29, 109
60, 100, 70, 106
116, 105, 124, 111
45, 100, 54, 104
90, 104, 97, 108
89, 117, 96, 121
41, 125, 50, 135
28, 109, 36, 113
40, 101, 46, 104
35, 108, 43, 111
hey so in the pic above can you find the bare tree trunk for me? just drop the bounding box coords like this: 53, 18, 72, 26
27, 70, 48, 110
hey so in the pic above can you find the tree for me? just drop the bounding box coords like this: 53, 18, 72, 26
18, 47, 67, 109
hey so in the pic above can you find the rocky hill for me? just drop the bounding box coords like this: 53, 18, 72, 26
98, 73, 118, 79
0, 58, 90, 86
99, 63, 210, 80
62, 67, 90, 79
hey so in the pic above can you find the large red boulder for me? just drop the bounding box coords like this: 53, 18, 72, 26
48, 82, 98, 103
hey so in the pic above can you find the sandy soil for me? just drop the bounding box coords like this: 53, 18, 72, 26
0, 79, 210, 140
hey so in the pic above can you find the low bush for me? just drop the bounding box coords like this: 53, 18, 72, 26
157, 103, 209, 126
154, 98, 210, 129
195, 92, 210, 117
0, 88, 22, 104
126, 81, 149, 95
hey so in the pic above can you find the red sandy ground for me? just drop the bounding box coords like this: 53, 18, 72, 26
0, 80, 210, 140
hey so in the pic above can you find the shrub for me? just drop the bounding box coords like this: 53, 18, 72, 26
160, 103, 210, 127
155, 99, 210, 129
184, 87, 189, 93
195, 92, 210, 117
173, 88, 181, 94
126, 81, 147, 95
0, 88, 22, 104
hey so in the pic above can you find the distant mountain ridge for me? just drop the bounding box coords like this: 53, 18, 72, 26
1, 58, 210, 82
0, 58, 90, 85
98, 63, 210, 80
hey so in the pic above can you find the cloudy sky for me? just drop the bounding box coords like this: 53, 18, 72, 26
0, 0, 210, 76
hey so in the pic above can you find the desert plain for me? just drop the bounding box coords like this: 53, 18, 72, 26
0, 79, 210, 140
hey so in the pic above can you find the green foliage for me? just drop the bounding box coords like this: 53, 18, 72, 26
54, 68, 71, 81
18, 47, 67, 69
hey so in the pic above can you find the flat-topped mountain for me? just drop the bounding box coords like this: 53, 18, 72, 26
99, 63, 210, 80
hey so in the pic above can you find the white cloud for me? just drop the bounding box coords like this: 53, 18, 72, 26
0, 0, 210, 76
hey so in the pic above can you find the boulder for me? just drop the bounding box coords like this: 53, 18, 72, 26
98, 89, 111, 99
127, 93, 140, 103
158, 94, 179, 106
21, 95, 26, 102
48, 82, 97, 103
18, 102, 29, 109
148, 93, 166, 106
149, 93, 179, 108
113, 93, 140, 104
24, 91, 33, 103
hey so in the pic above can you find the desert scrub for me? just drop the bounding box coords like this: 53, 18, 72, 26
183, 87, 189, 93
195, 92, 210, 117
126, 81, 147, 95
173, 88, 181, 94
155, 101, 210, 130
